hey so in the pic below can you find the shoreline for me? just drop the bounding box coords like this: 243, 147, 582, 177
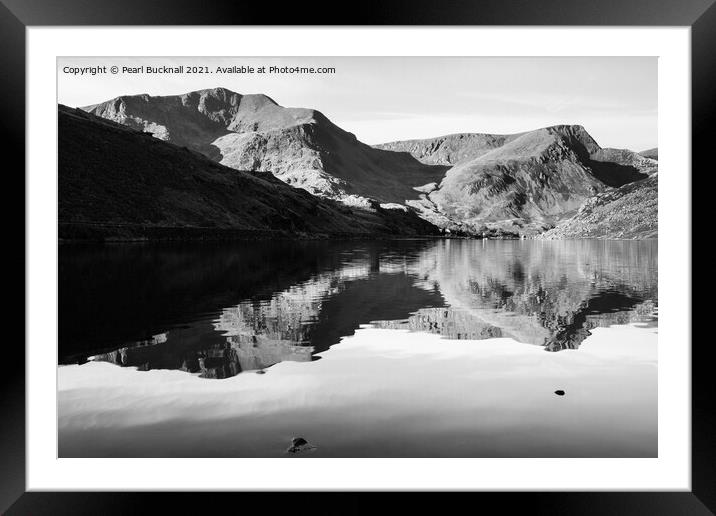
58, 221, 480, 243
58, 222, 657, 243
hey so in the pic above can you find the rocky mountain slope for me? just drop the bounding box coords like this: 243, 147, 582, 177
639, 148, 658, 160
59, 105, 439, 240
541, 175, 658, 239
83, 88, 447, 205
398, 125, 655, 234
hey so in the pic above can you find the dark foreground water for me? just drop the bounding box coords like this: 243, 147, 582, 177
58, 239, 657, 457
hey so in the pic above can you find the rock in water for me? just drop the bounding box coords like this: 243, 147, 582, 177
555, 390, 566, 396
287, 437, 314, 454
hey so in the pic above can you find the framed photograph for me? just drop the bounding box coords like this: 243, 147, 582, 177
5, 0, 711, 513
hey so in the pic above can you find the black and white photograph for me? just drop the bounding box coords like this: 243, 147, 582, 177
56, 56, 660, 459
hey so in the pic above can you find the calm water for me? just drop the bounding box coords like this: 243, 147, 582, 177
58, 239, 658, 457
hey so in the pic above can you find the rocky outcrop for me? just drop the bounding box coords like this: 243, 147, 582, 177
541, 175, 658, 240
59, 105, 440, 240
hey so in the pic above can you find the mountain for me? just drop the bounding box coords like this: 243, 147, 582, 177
376, 129, 656, 185
82, 88, 448, 204
81, 88, 656, 237
58, 105, 439, 240
397, 125, 654, 234
639, 148, 658, 160
540, 175, 658, 240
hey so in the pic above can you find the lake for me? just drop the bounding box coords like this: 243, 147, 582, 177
58, 238, 658, 457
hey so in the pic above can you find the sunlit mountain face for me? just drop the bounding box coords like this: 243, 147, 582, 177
60, 239, 656, 379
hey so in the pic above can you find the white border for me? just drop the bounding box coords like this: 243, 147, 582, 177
27, 27, 691, 491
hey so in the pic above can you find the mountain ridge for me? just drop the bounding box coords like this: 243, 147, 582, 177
78, 88, 657, 238
639, 148, 658, 160
82, 88, 448, 204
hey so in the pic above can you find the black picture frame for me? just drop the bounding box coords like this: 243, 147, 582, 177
3, 0, 710, 513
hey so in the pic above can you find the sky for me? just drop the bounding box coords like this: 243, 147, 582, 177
58, 57, 657, 151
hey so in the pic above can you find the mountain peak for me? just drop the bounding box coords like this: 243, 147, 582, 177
204, 86, 238, 96
544, 124, 600, 152
188, 88, 279, 108
468, 124, 600, 164
80, 88, 323, 144
82, 88, 280, 114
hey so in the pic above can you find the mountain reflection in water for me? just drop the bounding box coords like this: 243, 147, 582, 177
60, 239, 657, 378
